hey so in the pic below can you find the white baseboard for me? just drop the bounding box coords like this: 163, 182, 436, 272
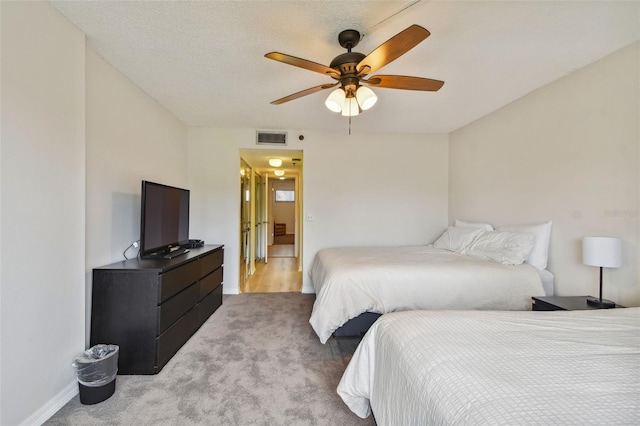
21, 381, 77, 426
301, 285, 315, 294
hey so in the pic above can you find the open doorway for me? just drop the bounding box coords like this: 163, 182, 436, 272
269, 177, 297, 260
239, 159, 252, 292
239, 148, 303, 293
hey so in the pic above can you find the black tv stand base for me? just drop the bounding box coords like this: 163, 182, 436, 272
142, 247, 190, 260
163, 247, 189, 259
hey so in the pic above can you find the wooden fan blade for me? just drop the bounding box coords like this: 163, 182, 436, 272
271, 83, 338, 105
365, 75, 444, 91
265, 52, 339, 77
357, 25, 430, 75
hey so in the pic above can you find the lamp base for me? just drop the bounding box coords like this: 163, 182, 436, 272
586, 296, 616, 309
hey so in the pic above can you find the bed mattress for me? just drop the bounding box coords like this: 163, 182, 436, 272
338, 308, 640, 425
309, 245, 545, 343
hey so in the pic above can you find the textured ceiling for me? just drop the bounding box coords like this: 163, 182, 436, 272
51, 1, 639, 134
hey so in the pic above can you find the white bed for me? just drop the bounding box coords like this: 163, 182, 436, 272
309, 245, 548, 343
338, 308, 640, 425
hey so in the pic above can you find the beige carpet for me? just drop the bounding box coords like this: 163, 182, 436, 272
46, 293, 374, 426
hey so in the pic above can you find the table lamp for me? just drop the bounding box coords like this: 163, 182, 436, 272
582, 236, 621, 308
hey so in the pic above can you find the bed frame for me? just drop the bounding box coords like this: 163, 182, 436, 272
333, 312, 382, 337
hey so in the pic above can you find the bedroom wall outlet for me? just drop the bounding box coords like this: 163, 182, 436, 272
306, 214, 315, 222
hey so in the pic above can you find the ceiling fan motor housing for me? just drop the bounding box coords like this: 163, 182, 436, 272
329, 51, 367, 94
329, 52, 366, 73
338, 29, 361, 50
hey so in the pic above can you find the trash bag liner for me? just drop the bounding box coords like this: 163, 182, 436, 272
72, 344, 119, 387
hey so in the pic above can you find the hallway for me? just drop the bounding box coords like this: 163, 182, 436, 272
241, 244, 302, 293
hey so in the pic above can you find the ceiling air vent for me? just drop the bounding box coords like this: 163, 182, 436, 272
256, 131, 287, 146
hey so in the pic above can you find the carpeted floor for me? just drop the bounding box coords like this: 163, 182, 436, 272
47, 293, 374, 426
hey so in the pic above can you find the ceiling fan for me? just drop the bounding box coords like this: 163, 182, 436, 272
265, 24, 444, 117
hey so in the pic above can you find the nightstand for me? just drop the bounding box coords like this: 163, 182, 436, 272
532, 296, 625, 311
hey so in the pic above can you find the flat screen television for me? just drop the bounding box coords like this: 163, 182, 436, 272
140, 180, 190, 258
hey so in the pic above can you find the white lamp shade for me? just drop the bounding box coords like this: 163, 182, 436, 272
325, 89, 345, 113
582, 237, 622, 268
356, 86, 377, 110
341, 97, 360, 117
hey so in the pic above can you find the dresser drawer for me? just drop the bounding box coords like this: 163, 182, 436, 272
199, 267, 223, 299
158, 259, 200, 302
157, 283, 200, 334
197, 283, 223, 326
200, 249, 223, 277
156, 307, 198, 371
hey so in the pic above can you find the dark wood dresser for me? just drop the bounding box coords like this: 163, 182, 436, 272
90, 245, 224, 374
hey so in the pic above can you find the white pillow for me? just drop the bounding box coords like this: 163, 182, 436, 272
465, 230, 535, 265
454, 219, 494, 232
433, 226, 485, 253
497, 221, 552, 270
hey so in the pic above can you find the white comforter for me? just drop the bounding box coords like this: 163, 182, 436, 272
338, 308, 640, 425
309, 246, 544, 343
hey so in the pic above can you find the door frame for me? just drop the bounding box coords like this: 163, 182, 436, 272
239, 148, 304, 282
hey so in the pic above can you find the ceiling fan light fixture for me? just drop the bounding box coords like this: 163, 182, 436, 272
268, 158, 282, 167
266, 25, 444, 126
341, 97, 360, 117
356, 86, 377, 110
325, 89, 345, 113
274, 169, 285, 176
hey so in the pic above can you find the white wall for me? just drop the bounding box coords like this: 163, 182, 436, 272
85, 47, 188, 348
449, 42, 640, 307
1, 2, 86, 424
85, 46, 188, 278
302, 131, 449, 292
188, 128, 449, 294
0, 2, 188, 424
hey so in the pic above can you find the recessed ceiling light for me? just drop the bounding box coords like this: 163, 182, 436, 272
268, 158, 282, 167
274, 169, 285, 176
